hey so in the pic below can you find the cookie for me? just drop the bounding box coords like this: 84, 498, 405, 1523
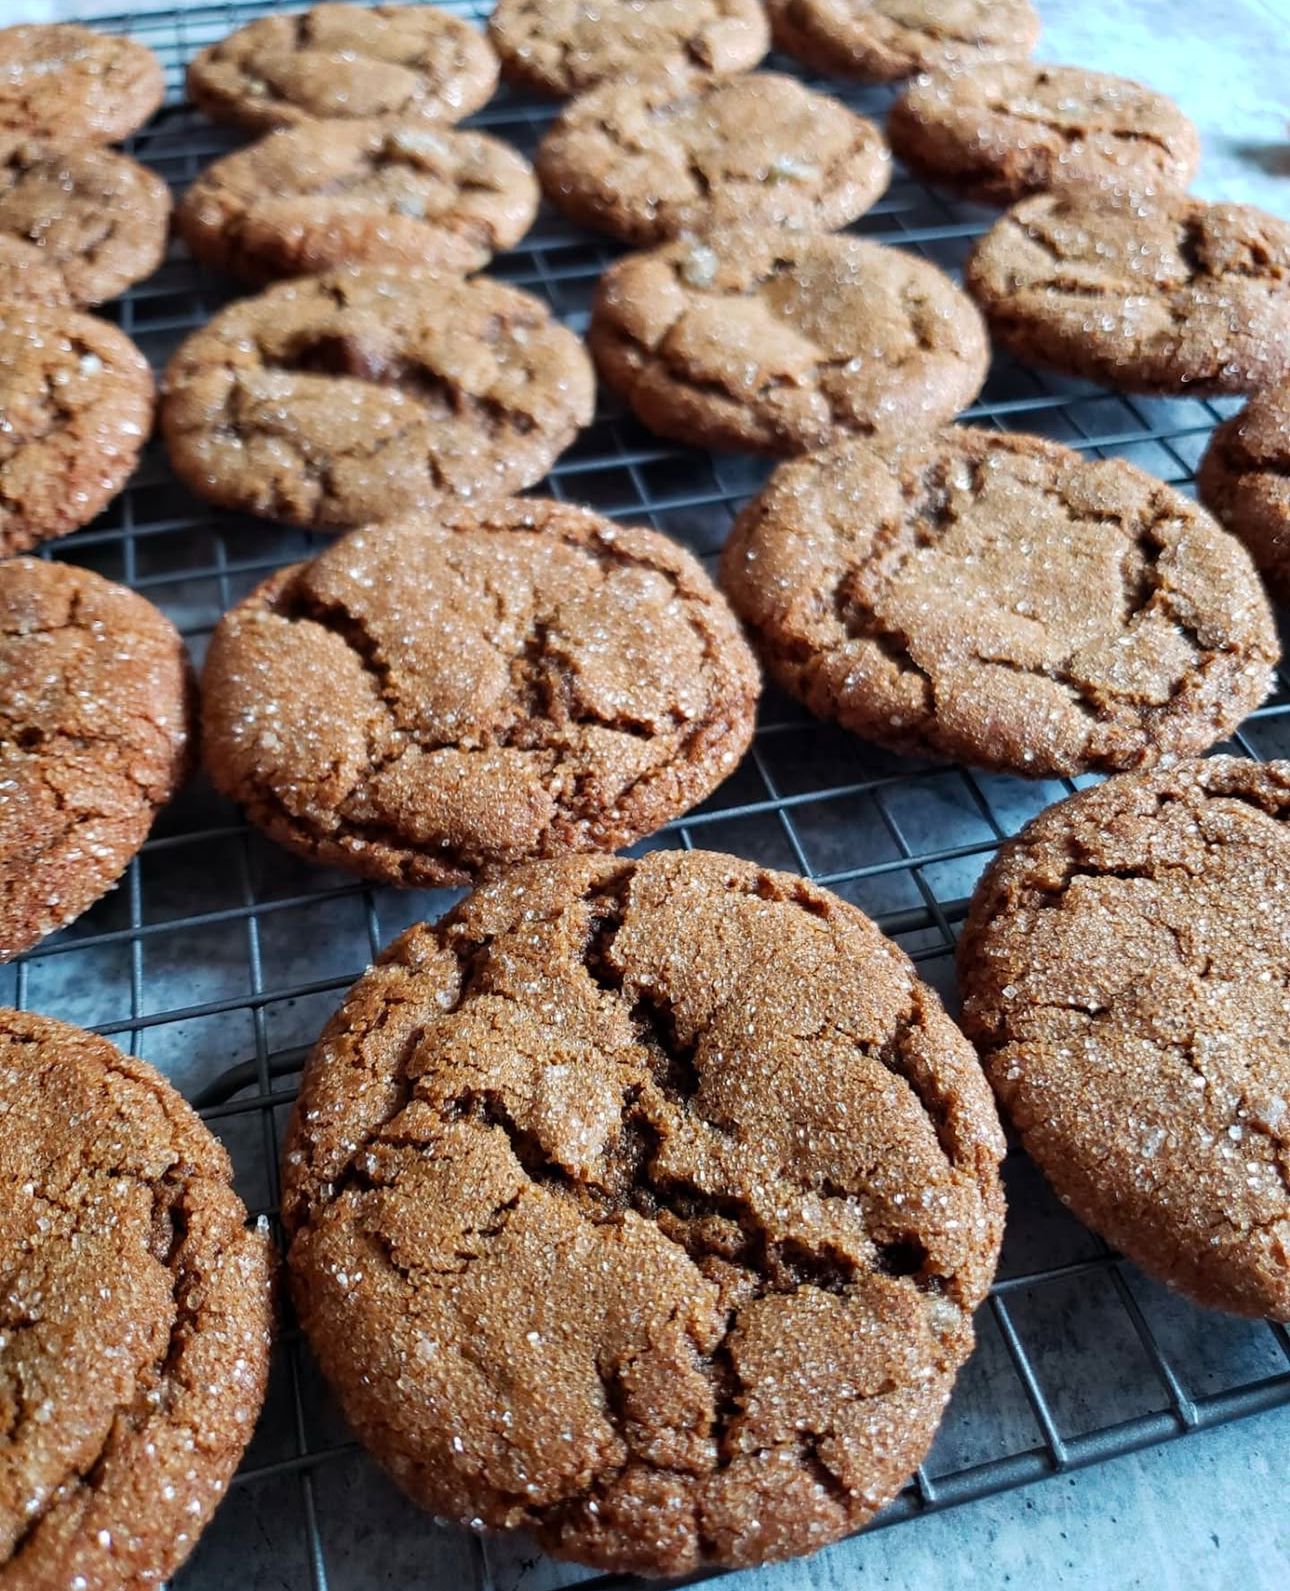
177, 118, 537, 285
1198, 383, 1290, 605
489, 0, 769, 97
0, 234, 72, 305
0, 136, 171, 307
535, 72, 890, 246
282, 848, 1005, 1573
967, 191, 1290, 395
0, 23, 164, 144
201, 499, 759, 887
766, 0, 1039, 83
187, 4, 499, 134
0, 558, 192, 961
589, 229, 989, 454
889, 63, 1200, 207
721, 428, 1278, 777
160, 266, 594, 532
960, 757, 1290, 1320
0, 1006, 273, 1583
0, 303, 154, 556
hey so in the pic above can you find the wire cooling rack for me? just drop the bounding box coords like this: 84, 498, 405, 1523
8, 3, 1290, 1587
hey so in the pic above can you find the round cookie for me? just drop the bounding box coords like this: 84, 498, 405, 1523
282, 848, 1006, 1574
535, 72, 890, 246
889, 63, 1200, 207
0, 23, 164, 144
201, 499, 759, 887
0, 558, 192, 961
187, 4, 500, 134
967, 191, 1290, 396
589, 229, 989, 454
1198, 383, 1290, 606
959, 756, 1290, 1320
0, 137, 171, 307
0, 1007, 273, 1583
720, 429, 1277, 778
0, 234, 72, 305
160, 266, 594, 532
488, 0, 769, 96
177, 118, 538, 284
0, 303, 154, 556
766, 0, 1040, 83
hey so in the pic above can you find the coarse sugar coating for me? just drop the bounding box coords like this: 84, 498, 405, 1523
282, 848, 1006, 1574
959, 757, 1290, 1319
0, 23, 164, 143
0, 1006, 273, 1585
200, 499, 760, 887
720, 427, 1278, 777
1197, 382, 1290, 605
766, 0, 1039, 82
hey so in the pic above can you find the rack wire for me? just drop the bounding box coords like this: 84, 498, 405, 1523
10, 4, 1290, 1587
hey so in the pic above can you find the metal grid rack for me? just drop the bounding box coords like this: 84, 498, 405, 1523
9, 4, 1290, 1587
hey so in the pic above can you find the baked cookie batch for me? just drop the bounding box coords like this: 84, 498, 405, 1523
0, 3, 1286, 1584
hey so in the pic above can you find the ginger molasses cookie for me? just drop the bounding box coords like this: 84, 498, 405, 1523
489, 0, 769, 96
960, 757, 1290, 1319
0, 1007, 273, 1584
202, 500, 758, 887
161, 266, 593, 531
1198, 383, 1290, 606
0, 137, 170, 307
767, 0, 1039, 83
721, 428, 1277, 778
177, 118, 537, 284
0, 23, 163, 143
590, 230, 988, 454
282, 849, 1005, 1573
0, 234, 70, 305
0, 303, 154, 556
536, 72, 890, 246
889, 63, 1199, 207
0, 559, 192, 961
188, 4, 499, 134
967, 191, 1290, 395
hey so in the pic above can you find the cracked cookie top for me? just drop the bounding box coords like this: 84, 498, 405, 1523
0, 303, 154, 556
282, 849, 1005, 1573
959, 757, 1290, 1319
200, 499, 759, 888
888, 63, 1199, 207
1198, 382, 1290, 605
589, 230, 988, 455
489, 0, 769, 96
0, 1007, 272, 1584
967, 190, 1290, 395
0, 138, 171, 307
720, 428, 1277, 779
535, 72, 890, 246
176, 119, 538, 285
0, 23, 164, 143
766, 0, 1039, 83
187, 4, 499, 134
160, 266, 594, 532
0, 558, 192, 961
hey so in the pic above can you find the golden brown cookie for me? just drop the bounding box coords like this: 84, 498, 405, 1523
177, 118, 538, 284
1198, 383, 1290, 606
160, 266, 594, 532
967, 191, 1290, 395
0, 303, 154, 555
889, 63, 1200, 206
959, 757, 1290, 1320
590, 229, 988, 454
767, 0, 1039, 83
282, 848, 1005, 1574
720, 428, 1278, 777
0, 23, 164, 143
187, 4, 500, 134
201, 499, 759, 887
535, 72, 890, 245
0, 558, 193, 962
0, 1006, 273, 1583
